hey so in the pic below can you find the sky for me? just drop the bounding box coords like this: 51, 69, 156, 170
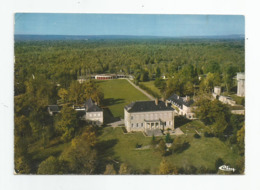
15, 13, 245, 37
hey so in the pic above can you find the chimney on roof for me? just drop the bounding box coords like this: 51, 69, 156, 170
155, 98, 158, 105
165, 100, 168, 107
186, 96, 190, 102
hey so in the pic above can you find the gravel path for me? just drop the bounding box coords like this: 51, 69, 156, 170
107, 119, 125, 128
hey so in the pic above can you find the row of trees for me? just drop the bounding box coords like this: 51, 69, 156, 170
134, 60, 240, 100
58, 80, 104, 105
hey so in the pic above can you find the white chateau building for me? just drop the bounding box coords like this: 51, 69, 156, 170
124, 99, 175, 135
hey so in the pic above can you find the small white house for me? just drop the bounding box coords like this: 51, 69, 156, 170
85, 98, 103, 125
48, 98, 103, 125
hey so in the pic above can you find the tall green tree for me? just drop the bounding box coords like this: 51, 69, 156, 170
56, 105, 78, 142
58, 88, 69, 103
195, 96, 231, 126
237, 125, 245, 155
159, 159, 177, 174
223, 65, 237, 92
61, 131, 97, 174
37, 156, 68, 174
68, 81, 85, 105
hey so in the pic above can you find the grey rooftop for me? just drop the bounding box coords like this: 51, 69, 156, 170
125, 100, 174, 113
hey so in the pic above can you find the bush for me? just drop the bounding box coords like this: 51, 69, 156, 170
37, 156, 68, 174
217, 134, 227, 142
204, 131, 214, 137
229, 134, 237, 144
135, 143, 142, 148
172, 137, 190, 153
158, 140, 167, 156
165, 133, 173, 143
151, 134, 157, 148
194, 134, 201, 139
215, 158, 224, 171
121, 127, 127, 133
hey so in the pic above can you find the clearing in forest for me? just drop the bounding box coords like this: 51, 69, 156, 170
97, 79, 150, 121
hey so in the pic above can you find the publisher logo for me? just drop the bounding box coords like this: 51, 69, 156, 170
219, 165, 236, 172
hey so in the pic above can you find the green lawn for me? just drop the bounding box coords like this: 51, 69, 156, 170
179, 120, 209, 135
98, 125, 242, 173
98, 127, 161, 173
140, 81, 161, 96
166, 136, 240, 170
97, 79, 149, 120
230, 94, 245, 106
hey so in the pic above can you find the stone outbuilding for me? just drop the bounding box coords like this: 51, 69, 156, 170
237, 72, 245, 97
166, 94, 196, 120
85, 98, 103, 125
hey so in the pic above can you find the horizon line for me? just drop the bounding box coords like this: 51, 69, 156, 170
14, 34, 245, 37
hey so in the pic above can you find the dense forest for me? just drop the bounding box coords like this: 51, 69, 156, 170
14, 38, 245, 174
15, 38, 244, 94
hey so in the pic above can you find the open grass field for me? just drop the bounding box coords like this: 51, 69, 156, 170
140, 81, 162, 96
179, 120, 209, 135
97, 79, 149, 120
98, 127, 161, 173
98, 123, 242, 173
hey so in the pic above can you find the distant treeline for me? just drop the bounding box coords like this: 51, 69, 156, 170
15, 38, 244, 96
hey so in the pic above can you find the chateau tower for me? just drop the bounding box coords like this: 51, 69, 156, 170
237, 72, 245, 97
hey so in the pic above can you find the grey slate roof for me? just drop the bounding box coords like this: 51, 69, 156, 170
167, 94, 194, 109
125, 100, 174, 113
85, 98, 102, 112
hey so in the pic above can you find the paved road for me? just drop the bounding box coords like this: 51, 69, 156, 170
107, 119, 125, 128
125, 79, 155, 100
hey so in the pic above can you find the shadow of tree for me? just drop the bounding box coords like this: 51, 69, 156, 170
173, 142, 190, 154
94, 139, 119, 174
175, 116, 192, 128
28, 150, 62, 174
103, 98, 124, 106
103, 108, 121, 124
